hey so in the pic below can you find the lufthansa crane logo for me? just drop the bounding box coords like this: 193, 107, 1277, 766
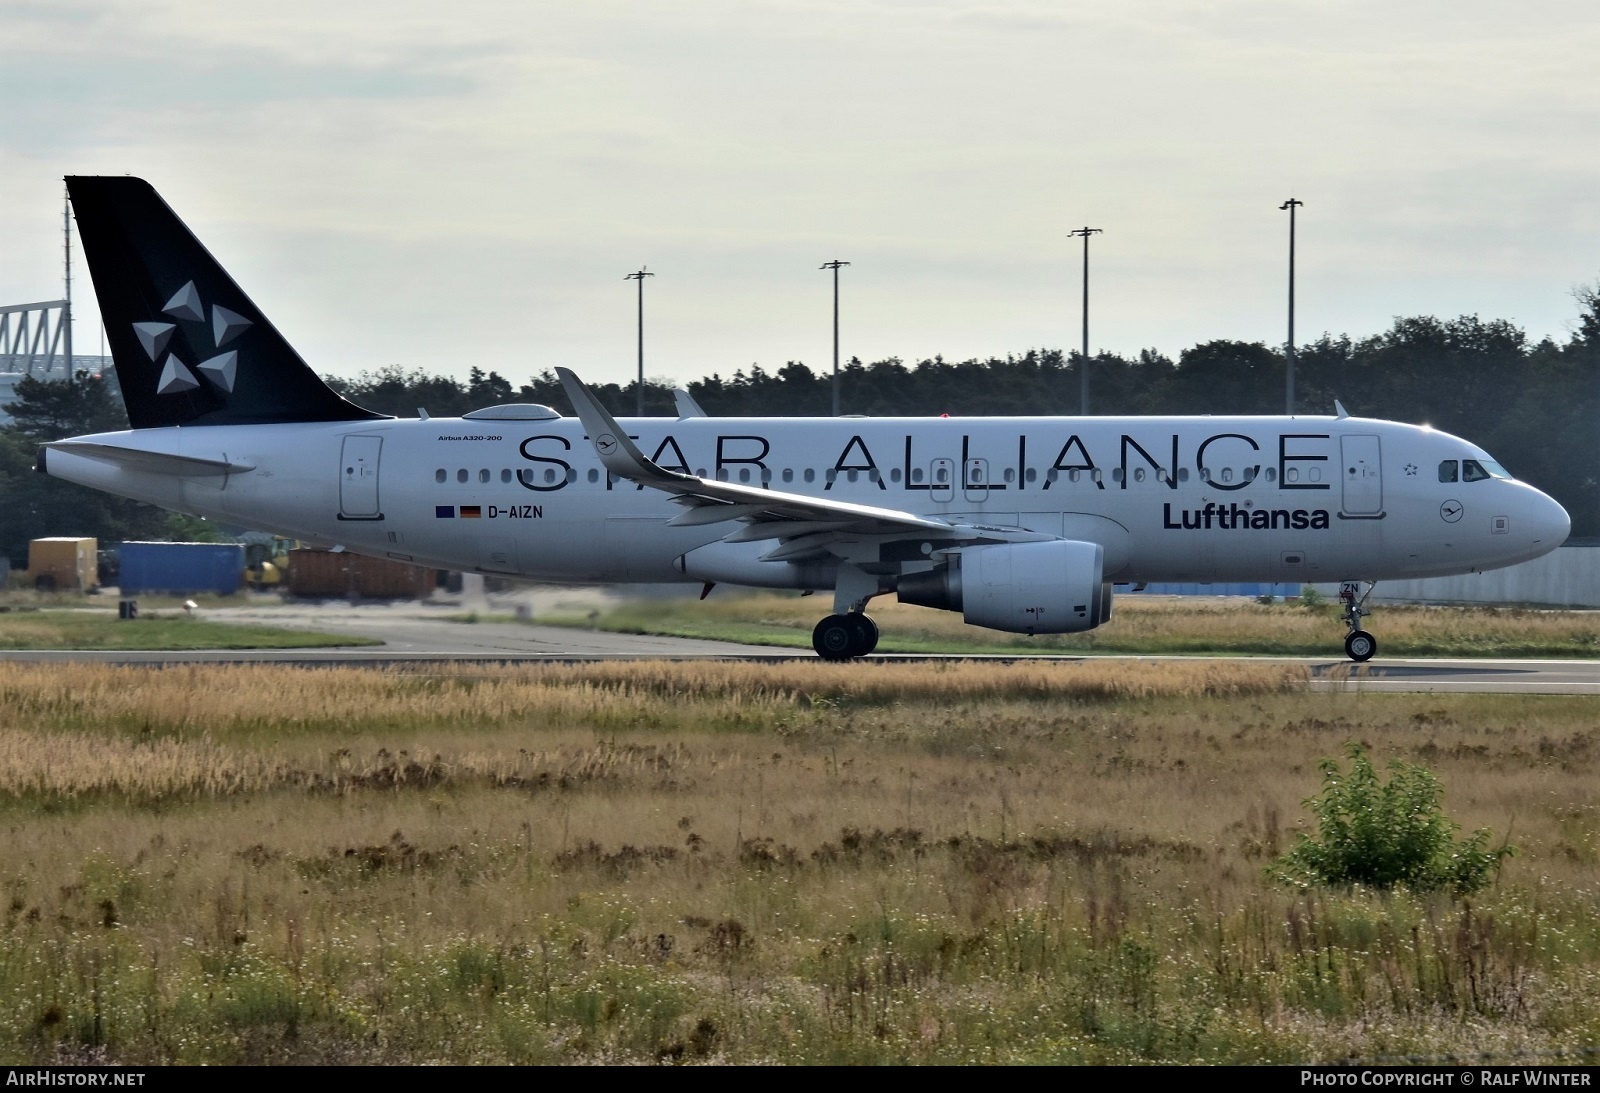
1440, 499, 1464, 523
135, 280, 252, 397
596, 433, 618, 455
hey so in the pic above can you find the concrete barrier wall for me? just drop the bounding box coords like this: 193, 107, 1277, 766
1315, 545, 1600, 608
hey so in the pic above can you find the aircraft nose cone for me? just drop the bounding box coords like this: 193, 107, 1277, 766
1523, 489, 1574, 556
1529, 489, 1571, 549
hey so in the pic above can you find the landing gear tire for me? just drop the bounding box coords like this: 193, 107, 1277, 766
1345, 630, 1377, 663
812, 613, 878, 660
849, 614, 879, 657
813, 615, 857, 661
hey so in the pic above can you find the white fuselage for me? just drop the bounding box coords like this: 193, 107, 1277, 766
45, 412, 1570, 589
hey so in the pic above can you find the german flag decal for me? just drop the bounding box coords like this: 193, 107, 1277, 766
461, 505, 483, 519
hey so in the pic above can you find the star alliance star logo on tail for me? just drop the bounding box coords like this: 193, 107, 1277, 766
136, 280, 253, 397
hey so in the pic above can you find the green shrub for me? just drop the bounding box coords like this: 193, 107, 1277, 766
1271, 743, 1513, 896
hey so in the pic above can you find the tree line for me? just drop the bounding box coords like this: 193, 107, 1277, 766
4, 288, 1597, 564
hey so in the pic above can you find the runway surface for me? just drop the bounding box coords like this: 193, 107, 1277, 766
3, 598, 1597, 693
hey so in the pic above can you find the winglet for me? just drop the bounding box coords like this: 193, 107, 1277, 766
1334, 400, 1350, 419
555, 367, 681, 482
673, 387, 707, 419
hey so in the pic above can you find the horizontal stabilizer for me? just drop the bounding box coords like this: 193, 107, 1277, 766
46, 440, 255, 477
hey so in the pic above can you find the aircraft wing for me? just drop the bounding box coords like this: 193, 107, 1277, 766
556, 368, 974, 551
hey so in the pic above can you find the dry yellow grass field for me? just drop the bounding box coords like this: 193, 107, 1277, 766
1, 660, 1597, 1064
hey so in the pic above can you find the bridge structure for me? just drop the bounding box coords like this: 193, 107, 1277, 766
0, 299, 113, 424
1, 299, 72, 377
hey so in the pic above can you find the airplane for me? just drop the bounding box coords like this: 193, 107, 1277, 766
38, 176, 1571, 662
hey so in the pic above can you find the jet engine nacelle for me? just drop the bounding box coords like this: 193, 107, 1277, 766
898, 539, 1111, 634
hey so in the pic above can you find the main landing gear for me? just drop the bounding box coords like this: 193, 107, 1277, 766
813, 613, 879, 661
812, 564, 883, 661
1339, 581, 1377, 663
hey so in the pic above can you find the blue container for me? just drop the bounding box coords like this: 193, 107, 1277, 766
117, 542, 245, 595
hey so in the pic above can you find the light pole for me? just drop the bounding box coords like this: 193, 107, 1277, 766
1280, 199, 1303, 415
624, 267, 653, 415
1067, 227, 1102, 415
820, 259, 849, 416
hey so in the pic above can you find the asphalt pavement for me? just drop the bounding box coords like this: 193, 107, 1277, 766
4, 589, 1597, 692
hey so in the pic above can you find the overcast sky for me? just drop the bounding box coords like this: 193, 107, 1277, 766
4, 0, 1598, 393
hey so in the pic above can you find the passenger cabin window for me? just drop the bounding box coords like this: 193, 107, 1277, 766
1439, 460, 1458, 482
456, 469, 468, 484
435, 469, 446, 483
479, 469, 490, 483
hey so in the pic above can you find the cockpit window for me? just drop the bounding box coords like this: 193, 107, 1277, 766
1462, 459, 1510, 483
1438, 460, 1458, 483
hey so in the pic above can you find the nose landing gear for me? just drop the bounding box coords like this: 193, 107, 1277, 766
1339, 581, 1377, 662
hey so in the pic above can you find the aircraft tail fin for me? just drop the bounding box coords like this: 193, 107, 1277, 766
66, 176, 385, 429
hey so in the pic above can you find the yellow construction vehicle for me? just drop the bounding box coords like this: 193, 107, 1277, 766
242, 536, 295, 591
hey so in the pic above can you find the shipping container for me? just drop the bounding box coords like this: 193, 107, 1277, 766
28, 537, 98, 591
286, 549, 434, 600
118, 542, 246, 595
